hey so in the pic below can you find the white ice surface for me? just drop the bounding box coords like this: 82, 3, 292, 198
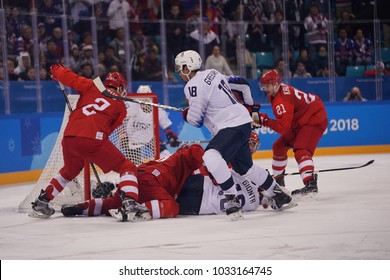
1, 153, 389, 260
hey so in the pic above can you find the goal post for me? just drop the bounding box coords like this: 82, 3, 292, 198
19, 93, 160, 211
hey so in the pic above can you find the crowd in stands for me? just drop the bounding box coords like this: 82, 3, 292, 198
1, 0, 390, 82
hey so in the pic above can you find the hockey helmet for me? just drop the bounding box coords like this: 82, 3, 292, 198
104, 72, 127, 96
259, 69, 281, 86
137, 85, 152, 93
174, 50, 202, 73
249, 132, 260, 154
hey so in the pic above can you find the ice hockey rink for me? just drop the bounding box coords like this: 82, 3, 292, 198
1, 152, 389, 262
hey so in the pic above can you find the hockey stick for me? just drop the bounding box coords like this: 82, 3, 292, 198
282, 159, 375, 176
59, 82, 103, 186
92, 77, 184, 112
160, 140, 210, 145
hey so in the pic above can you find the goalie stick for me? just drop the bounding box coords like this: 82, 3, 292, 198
92, 77, 184, 112
281, 159, 375, 176
59, 82, 103, 187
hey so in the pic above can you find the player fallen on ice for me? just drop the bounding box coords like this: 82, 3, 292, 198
31, 64, 150, 220
61, 133, 297, 220
258, 69, 328, 196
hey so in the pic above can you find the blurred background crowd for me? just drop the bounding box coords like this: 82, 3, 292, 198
1, 0, 389, 84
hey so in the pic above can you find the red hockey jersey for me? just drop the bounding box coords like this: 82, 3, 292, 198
266, 83, 327, 134
52, 66, 127, 140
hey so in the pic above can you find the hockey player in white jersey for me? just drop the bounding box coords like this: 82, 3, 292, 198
174, 50, 293, 219
136, 85, 179, 158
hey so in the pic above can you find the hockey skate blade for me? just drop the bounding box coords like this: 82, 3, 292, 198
274, 201, 298, 211
28, 209, 52, 219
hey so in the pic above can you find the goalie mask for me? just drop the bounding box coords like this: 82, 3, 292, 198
104, 72, 127, 96
137, 85, 152, 93
249, 132, 260, 154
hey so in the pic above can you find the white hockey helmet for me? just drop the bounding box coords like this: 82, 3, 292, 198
174, 50, 202, 73
137, 85, 152, 93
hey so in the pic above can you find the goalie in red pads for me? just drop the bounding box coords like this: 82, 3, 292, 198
258, 69, 328, 196
30, 64, 149, 220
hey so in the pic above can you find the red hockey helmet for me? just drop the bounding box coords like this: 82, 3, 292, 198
260, 69, 281, 85
104, 72, 127, 96
249, 132, 260, 154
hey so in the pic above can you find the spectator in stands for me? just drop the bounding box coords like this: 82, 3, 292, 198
187, 17, 220, 58
107, 0, 130, 40
293, 61, 312, 78
296, 48, 312, 74
19, 66, 35, 81
313, 46, 328, 77
38, 0, 62, 34
109, 27, 135, 66
69, 44, 82, 74
262, 0, 283, 22
37, 22, 48, 55
79, 62, 94, 78
97, 63, 106, 80
6, 6, 30, 47
166, 3, 185, 65
205, 45, 233, 75
335, 28, 354, 76
285, 0, 305, 51
226, 4, 249, 61
303, 4, 328, 61
140, 48, 163, 81
336, 10, 355, 37
275, 58, 292, 78
303, 0, 330, 19
39, 66, 50, 80
267, 10, 284, 62
44, 39, 62, 69
353, 29, 373, 66
14, 51, 31, 76
79, 44, 94, 68
246, 0, 267, 53
6, 58, 20, 81
80, 32, 93, 50
186, 4, 201, 36
14, 25, 33, 56
363, 61, 390, 77
343, 86, 367, 102
103, 45, 123, 72
48, 27, 64, 57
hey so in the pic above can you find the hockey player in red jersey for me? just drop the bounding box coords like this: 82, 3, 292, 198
61, 144, 205, 220
31, 64, 149, 220
258, 69, 328, 195
61, 132, 295, 220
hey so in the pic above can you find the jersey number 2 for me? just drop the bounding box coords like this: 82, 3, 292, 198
82, 98, 110, 116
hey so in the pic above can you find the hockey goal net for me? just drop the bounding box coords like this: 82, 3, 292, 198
19, 93, 160, 211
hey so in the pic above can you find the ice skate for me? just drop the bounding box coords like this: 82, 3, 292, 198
224, 194, 243, 221
61, 204, 84, 217
291, 174, 318, 196
109, 197, 151, 222
274, 171, 285, 187
29, 189, 55, 218
270, 185, 297, 210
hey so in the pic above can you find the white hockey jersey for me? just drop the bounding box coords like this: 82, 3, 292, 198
198, 165, 269, 215
184, 69, 253, 136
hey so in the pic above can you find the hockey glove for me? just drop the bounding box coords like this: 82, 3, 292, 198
182, 107, 189, 122
259, 113, 269, 127
165, 129, 180, 147
92, 181, 116, 199
49, 63, 65, 81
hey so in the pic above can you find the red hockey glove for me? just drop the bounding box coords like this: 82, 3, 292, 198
165, 129, 180, 147
49, 64, 65, 81
182, 107, 189, 122
259, 113, 269, 127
